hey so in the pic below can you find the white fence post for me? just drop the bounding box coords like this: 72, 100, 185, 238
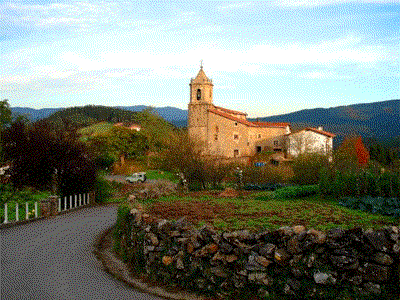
79, 194, 82, 207
34, 202, 38, 218
26, 202, 29, 220
16, 203, 19, 222
69, 195, 72, 209
58, 197, 61, 212
74, 195, 77, 208
4, 203, 8, 223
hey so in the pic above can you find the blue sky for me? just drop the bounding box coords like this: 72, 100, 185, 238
1, 0, 399, 117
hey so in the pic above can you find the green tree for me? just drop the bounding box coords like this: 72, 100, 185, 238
88, 126, 148, 165
0, 99, 13, 163
135, 107, 175, 152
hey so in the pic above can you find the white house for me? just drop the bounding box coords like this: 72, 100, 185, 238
285, 127, 335, 159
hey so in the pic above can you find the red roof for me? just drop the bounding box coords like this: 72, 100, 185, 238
305, 127, 336, 138
252, 121, 290, 128
208, 108, 257, 127
213, 105, 247, 116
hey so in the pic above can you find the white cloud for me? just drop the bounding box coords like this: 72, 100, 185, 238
217, 2, 253, 11
272, 0, 397, 8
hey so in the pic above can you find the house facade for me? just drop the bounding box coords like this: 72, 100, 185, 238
188, 66, 335, 162
286, 127, 335, 160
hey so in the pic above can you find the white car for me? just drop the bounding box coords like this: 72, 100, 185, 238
126, 172, 146, 183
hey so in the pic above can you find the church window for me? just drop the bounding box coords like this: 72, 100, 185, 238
233, 134, 239, 140
214, 134, 218, 141
256, 146, 262, 153
258, 134, 261, 139
274, 140, 279, 146
234, 149, 239, 157
215, 126, 219, 133
196, 89, 201, 100
235, 122, 238, 126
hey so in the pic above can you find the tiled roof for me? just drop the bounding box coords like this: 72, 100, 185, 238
251, 121, 290, 128
305, 127, 336, 137
208, 108, 258, 127
287, 127, 336, 138
213, 105, 247, 116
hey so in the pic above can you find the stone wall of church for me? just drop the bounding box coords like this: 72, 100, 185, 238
207, 113, 251, 158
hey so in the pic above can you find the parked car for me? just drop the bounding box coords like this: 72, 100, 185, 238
126, 172, 146, 183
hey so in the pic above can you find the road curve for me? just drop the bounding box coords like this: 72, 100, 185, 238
1, 204, 164, 300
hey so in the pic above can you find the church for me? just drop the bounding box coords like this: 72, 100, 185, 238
187, 65, 335, 163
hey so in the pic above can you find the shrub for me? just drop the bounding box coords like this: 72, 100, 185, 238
242, 165, 283, 186
291, 153, 329, 185
273, 184, 319, 199
93, 176, 113, 203
320, 168, 400, 198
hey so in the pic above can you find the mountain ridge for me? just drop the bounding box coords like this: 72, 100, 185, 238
11, 99, 399, 143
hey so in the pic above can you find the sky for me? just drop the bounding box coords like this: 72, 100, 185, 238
1, 0, 399, 117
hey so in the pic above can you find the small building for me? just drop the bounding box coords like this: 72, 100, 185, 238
286, 127, 336, 160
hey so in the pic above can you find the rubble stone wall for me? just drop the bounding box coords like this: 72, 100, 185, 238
114, 206, 400, 299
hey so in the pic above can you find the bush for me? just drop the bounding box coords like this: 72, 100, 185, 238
273, 184, 319, 199
242, 165, 283, 186
291, 153, 329, 185
94, 176, 113, 203
243, 183, 288, 191
320, 168, 400, 198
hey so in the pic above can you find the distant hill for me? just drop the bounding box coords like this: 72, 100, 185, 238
39, 105, 140, 129
11, 99, 399, 143
12, 105, 188, 127
252, 99, 400, 147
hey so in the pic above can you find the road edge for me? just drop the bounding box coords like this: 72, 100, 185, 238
92, 222, 207, 300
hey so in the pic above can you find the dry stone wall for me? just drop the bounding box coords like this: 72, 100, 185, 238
115, 206, 400, 299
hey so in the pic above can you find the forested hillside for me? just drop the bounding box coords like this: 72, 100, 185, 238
254, 99, 400, 147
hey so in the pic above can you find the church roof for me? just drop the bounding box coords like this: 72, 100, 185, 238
191, 66, 213, 84
208, 108, 258, 127
213, 105, 247, 116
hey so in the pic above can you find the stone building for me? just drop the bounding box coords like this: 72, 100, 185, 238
188, 66, 290, 162
188, 66, 336, 163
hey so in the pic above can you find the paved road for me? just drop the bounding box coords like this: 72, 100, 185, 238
1, 205, 164, 300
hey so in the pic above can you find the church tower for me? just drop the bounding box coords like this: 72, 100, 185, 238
188, 64, 214, 150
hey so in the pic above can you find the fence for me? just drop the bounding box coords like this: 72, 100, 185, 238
1, 192, 94, 225
58, 193, 91, 212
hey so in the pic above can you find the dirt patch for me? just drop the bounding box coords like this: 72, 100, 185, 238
146, 199, 239, 224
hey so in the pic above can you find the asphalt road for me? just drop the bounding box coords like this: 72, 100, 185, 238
0, 204, 164, 300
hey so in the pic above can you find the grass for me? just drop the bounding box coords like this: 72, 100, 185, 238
142, 193, 398, 232
145, 170, 179, 183
0, 200, 42, 222
78, 122, 114, 142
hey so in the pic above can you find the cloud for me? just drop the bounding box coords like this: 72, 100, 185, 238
271, 0, 397, 8
217, 2, 253, 11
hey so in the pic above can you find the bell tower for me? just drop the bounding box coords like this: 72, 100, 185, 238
188, 63, 214, 149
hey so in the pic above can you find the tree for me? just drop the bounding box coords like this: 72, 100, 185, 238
87, 126, 149, 165
0, 100, 12, 163
135, 108, 175, 152
2, 120, 97, 195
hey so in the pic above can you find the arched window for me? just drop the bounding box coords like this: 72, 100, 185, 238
196, 89, 201, 100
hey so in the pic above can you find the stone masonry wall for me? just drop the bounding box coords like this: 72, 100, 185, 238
115, 206, 400, 299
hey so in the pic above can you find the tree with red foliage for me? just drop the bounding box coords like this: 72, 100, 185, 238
336, 136, 370, 168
